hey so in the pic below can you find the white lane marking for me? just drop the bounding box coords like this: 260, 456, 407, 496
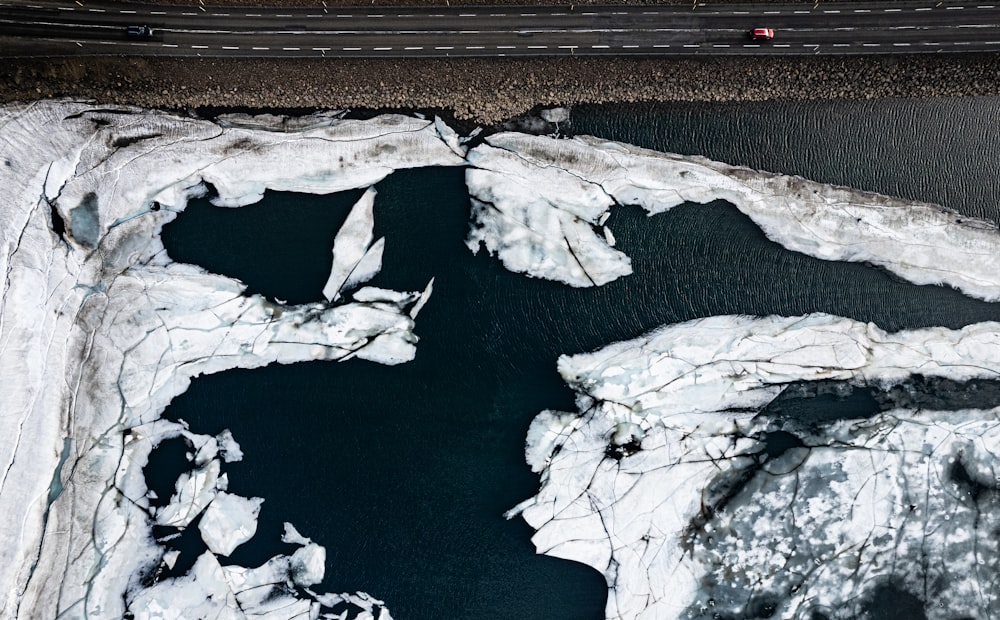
459, 12, 476, 16
987, 40, 1000, 43
653, 44, 670, 48
862, 43, 880, 46
57, 6, 74, 10
252, 46, 269, 50
435, 46, 453, 49
946, 5, 965, 8
404, 46, 423, 50
713, 43, 730, 47
497, 45, 516, 49
182, 12, 197, 15
191, 45, 208, 49
955, 40, 972, 43
245, 13, 261, 17
824, 9, 841, 13
551, 12, 567, 15
223, 46, 239, 50
284, 47, 301, 50
520, 13, 536, 16
833, 43, 851, 46
313, 47, 331, 50
854, 8, 872, 12
490, 13, 507, 16
398, 14, 413, 17
763, 10, 781, 14
337, 14, 352, 17
591, 44, 609, 48
582, 11, 597, 15
119, 9, 136, 13
733, 10, 749, 14
794, 10, 811, 14
373, 46, 391, 50
276, 14, 293, 18
916, 7, 933, 10
622, 44, 639, 48
307, 14, 323, 18
88, 7, 104, 11
683, 44, 699, 47
558, 45, 578, 48
774, 43, 790, 47
459, 30, 480, 34
368, 14, 384, 17
343, 47, 361, 50
212, 13, 230, 17
162, 43, 178, 47
528, 44, 548, 48
642, 11, 659, 15
884, 7, 902, 11
893, 42, 911, 46
466, 45, 484, 49
151, 10, 166, 15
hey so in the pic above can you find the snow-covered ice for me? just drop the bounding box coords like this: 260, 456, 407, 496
509, 314, 1000, 619
0, 101, 462, 619
466, 133, 1000, 298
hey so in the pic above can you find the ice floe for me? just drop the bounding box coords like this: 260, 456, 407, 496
466, 133, 1000, 299
509, 314, 1000, 619
0, 101, 462, 618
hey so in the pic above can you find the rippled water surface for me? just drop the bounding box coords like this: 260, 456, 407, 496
160, 99, 1000, 619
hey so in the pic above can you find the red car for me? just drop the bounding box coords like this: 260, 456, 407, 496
750, 28, 775, 40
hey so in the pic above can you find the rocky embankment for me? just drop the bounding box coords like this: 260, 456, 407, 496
5, 50, 1000, 124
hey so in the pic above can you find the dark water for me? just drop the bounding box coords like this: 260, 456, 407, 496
160, 99, 1000, 619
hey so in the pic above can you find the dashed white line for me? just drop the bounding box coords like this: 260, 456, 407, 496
223, 46, 239, 50
343, 47, 361, 50
763, 10, 781, 14
862, 43, 881, 46
182, 11, 197, 16
245, 13, 261, 17
435, 46, 454, 49
893, 42, 912, 46
404, 46, 423, 50
119, 9, 136, 13
497, 45, 516, 48
946, 5, 966, 8
459, 13, 477, 16
88, 7, 104, 11
466, 45, 484, 49
162, 43, 178, 48
794, 10, 811, 14
774, 43, 790, 47
833, 43, 851, 46
191, 45, 208, 49
854, 8, 872, 12
884, 7, 902, 11
683, 44, 699, 48
713, 43, 730, 47
313, 47, 331, 51
824, 9, 841, 13
520, 13, 536, 16
368, 13, 384, 17
337, 14, 352, 18
622, 44, 639, 48
591, 44, 609, 48
150, 11, 166, 15
653, 44, 670, 48
733, 10, 750, 14
916, 7, 933, 10
642, 11, 659, 14
252, 46, 269, 50
528, 45, 548, 48
373, 46, 391, 50
57, 6, 74, 10
211, 13, 230, 17
558, 45, 578, 48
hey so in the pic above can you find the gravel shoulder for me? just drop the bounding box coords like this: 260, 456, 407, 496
5, 53, 1000, 124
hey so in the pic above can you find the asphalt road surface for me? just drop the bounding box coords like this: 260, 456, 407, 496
3, 0, 1000, 57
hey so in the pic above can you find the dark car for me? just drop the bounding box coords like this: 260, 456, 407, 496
126, 25, 154, 38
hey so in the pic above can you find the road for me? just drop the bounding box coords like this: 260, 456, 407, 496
3, 0, 1000, 57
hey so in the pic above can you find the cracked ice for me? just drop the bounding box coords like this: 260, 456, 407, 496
6, 99, 1000, 620
0, 101, 462, 619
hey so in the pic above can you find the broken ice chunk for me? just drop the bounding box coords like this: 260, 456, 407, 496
323, 187, 383, 302
198, 491, 264, 556
155, 459, 221, 528
215, 429, 243, 463
289, 542, 326, 587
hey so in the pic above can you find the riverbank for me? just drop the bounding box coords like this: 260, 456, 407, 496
5, 54, 1000, 124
